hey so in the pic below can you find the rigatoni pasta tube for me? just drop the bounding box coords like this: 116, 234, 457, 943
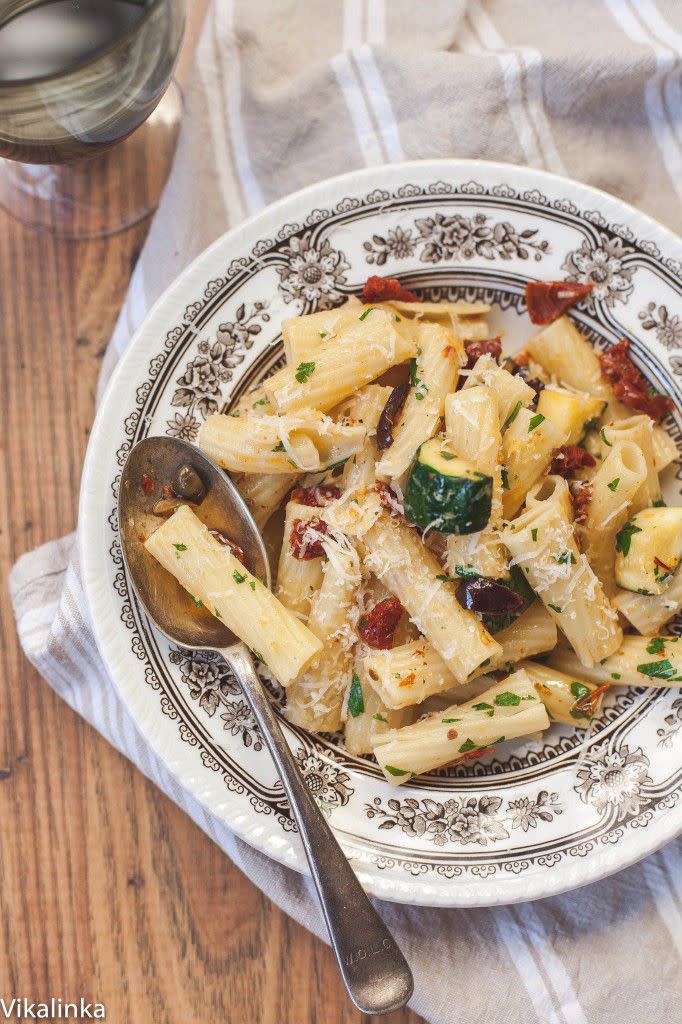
282, 297, 362, 362
577, 440, 647, 595
376, 322, 462, 479
235, 471, 299, 529
372, 671, 550, 784
598, 416, 661, 510
363, 512, 501, 682
464, 354, 536, 427
285, 539, 361, 731
548, 635, 682, 688
501, 406, 566, 518
199, 409, 366, 475
144, 505, 322, 685
265, 306, 416, 413
445, 386, 507, 578
276, 501, 325, 619
613, 572, 682, 634
519, 661, 606, 726
364, 601, 557, 710
501, 490, 622, 666
343, 652, 414, 756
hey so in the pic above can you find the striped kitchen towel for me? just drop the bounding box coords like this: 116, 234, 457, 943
10, 2, 682, 1022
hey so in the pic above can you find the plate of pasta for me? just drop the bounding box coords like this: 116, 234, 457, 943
81, 161, 682, 906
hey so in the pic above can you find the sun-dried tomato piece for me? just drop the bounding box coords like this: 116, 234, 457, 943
289, 516, 331, 560
464, 336, 503, 369
290, 484, 342, 507
550, 444, 596, 478
358, 597, 404, 649
162, 483, 175, 500
375, 481, 404, 517
571, 482, 593, 523
376, 381, 410, 451
208, 529, 245, 563
361, 275, 418, 303
600, 339, 673, 422
140, 473, 155, 495
526, 281, 594, 325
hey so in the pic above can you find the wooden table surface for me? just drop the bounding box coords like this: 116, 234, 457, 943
0, 11, 423, 1024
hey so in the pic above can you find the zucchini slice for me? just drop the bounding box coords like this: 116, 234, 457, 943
536, 387, 606, 445
404, 438, 492, 534
615, 506, 682, 595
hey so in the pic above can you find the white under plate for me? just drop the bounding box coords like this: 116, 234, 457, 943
80, 161, 682, 907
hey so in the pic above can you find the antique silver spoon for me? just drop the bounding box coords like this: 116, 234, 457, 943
118, 436, 413, 1015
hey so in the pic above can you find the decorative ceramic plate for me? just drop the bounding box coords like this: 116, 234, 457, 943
80, 161, 682, 907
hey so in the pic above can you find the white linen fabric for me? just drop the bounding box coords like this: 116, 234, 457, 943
10, 2, 682, 1021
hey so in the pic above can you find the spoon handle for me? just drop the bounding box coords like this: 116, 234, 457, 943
220, 643, 413, 1016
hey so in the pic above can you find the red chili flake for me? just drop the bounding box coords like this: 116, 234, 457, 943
464, 336, 503, 369
162, 483, 175, 501
289, 516, 331, 560
600, 339, 674, 422
574, 683, 610, 716
375, 480, 404, 517
571, 482, 593, 524
398, 673, 416, 688
550, 444, 596, 478
209, 529, 245, 563
361, 275, 418, 303
140, 473, 155, 495
525, 280, 594, 325
290, 484, 342, 507
368, 668, 379, 682
358, 597, 404, 649
654, 556, 673, 573
447, 728, 458, 740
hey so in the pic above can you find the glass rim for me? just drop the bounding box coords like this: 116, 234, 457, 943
0, 0, 173, 90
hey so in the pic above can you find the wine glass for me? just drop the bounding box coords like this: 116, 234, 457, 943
0, 0, 186, 238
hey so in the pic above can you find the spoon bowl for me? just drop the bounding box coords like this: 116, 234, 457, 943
118, 436, 271, 650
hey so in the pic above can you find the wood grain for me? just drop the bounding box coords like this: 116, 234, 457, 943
0, 10, 423, 1024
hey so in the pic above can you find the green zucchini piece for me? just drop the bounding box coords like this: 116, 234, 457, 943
404, 438, 492, 535
615, 506, 682, 595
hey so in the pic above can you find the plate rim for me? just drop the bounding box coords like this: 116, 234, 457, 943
79, 158, 682, 907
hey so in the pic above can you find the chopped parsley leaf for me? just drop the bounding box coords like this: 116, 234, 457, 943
249, 580, 256, 591
172, 542, 187, 552
646, 636, 666, 655
570, 681, 590, 701
319, 331, 328, 338
601, 427, 612, 447
503, 400, 522, 431
233, 570, 247, 584
494, 691, 521, 707
348, 671, 365, 718
611, 672, 621, 680
272, 441, 286, 452
548, 603, 563, 614
459, 738, 476, 753
295, 361, 316, 384
615, 520, 642, 557
531, 528, 538, 542
373, 713, 388, 723
556, 551, 576, 565
528, 413, 545, 432
636, 659, 679, 681
607, 478, 620, 492
359, 307, 375, 321
252, 397, 268, 408
501, 467, 510, 490
384, 764, 410, 777
442, 718, 461, 723
440, 451, 456, 461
